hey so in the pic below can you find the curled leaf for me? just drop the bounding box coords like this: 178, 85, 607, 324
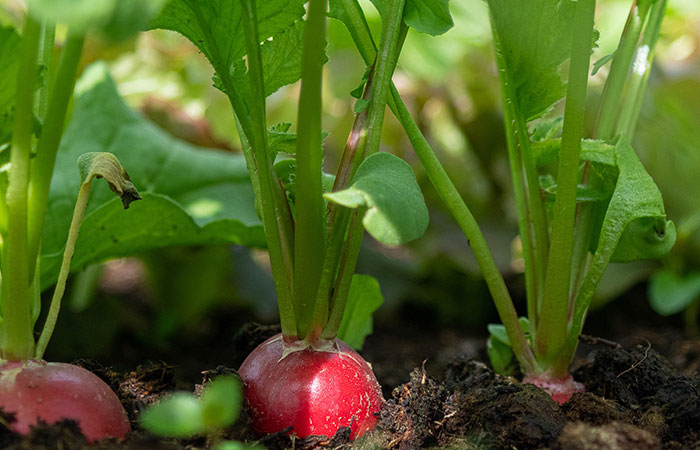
77, 152, 141, 208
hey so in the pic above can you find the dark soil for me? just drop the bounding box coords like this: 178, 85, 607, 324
4, 323, 700, 450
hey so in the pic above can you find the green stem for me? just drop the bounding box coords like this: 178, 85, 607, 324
595, 0, 651, 140
35, 23, 56, 121
294, 0, 329, 340
313, 85, 371, 336
615, 0, 666, 140
535, 0, 596, 375
490, 14, 542, 329
0, 17, 41, 360
27, 33, 85, 277
240, 0, 297, 337
320, 0, 406, 340
35, 181, 92, 358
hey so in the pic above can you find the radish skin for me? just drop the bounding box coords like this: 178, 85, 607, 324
239, 334, 383, 439
0, 360, 131, 441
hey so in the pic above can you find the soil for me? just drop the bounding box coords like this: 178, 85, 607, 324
3, 292, 700, 449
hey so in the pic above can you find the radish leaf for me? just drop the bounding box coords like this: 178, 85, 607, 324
576, 138, 676, 308
40, 64, 262, 289
324, 152, 428, 246
337, 274, 384, 350
648, 270, 700, 316
487, 0, 577, 121
0, 25, 22, 146
370, 0, 453, 35
153, 0, 306, 97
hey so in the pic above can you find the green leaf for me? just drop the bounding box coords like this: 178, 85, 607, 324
371, 0, 453, 35
29, 0, 165, 40
40, 63, 263, 289
486, 318, 529, 376
337, 274, 384, 349
324, 152, 429, 246
487, 0, 577, 120
404, 0, 454, 36
200, 376, 242, 429
230, 20, 316, 98
0, 25, 21, 145
140, 393, 206, 437
532, 138, 616, 168
648, 270, 700, 316
578, 138, 676, 306
268, 123, 296, 156
153, 0, 306, 96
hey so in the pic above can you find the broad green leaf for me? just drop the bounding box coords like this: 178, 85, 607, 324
648, 270, 700, 316
29, 0, 165, 41
337, 274, 384, 350
324, 152, 429, 246
0, 25, 21, 145
577, 138, 676, 306
152, 0, 306, 96
201, 376, 241, 429
487, 0, 577, 120
140, 393, 205, 437
40, 63, 263, 289
370, 0, 454, 35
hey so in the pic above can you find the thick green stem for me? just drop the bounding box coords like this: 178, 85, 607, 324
27, 33, 85, 276
320, 0, 405, 340
615, 0, 666, 140
241, 0, 296, 337
35, 181, 91, 358
535, 0, 596, 376
595, 0, 651, 140
490, 15, 542, 329
295, 0, 329, 340
0, 17, 41, 360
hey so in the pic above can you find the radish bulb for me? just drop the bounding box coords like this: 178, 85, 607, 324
239, 334, 383, 439
0, 360, 131, 442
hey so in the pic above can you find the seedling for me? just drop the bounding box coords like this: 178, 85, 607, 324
0, 0, 163, 441
321, 0, 675, 403
140, 375, 262, 450
149, 0, 451, 439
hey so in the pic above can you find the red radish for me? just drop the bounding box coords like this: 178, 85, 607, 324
523, 374, 585, 404
239, 333, 383, 439
0, 360, 131, 442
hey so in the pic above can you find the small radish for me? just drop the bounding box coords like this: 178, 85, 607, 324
0, 360, 131, 442
239, 334, 383, 439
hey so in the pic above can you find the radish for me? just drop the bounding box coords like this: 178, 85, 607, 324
0, 360, 131, 441
239, 334, 383, 439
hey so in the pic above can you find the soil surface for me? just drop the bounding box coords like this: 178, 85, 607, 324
2, 317, 700, 450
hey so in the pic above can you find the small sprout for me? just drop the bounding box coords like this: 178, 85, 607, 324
140, 375, 243, 439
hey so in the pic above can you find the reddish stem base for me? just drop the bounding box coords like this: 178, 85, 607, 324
522, 374, 585, 404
